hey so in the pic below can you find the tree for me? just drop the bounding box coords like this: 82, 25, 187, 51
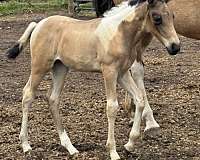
68, 0, 74, 16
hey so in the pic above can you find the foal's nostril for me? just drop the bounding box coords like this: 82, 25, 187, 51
171, 43, 180, 53
167, 43, 180, 55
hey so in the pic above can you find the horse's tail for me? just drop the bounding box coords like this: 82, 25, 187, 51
6, 22, 37, 59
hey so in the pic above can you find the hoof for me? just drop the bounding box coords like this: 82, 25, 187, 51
144, 127, 160, 139
67, 145, 79, 155
24, 150, 45, 159
70, 148, 79, 155
110, 150, 120, 160
69, 152, 79, 159
22, 143, 32, 153
24, 149, 32, 155
71, 152, 79, 159
124, 142, 134, 152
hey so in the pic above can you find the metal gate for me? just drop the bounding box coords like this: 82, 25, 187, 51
73, 0, 114, 17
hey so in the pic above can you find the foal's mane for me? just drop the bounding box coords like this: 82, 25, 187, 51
103, 0, 145, 18
103, 1, 131, 17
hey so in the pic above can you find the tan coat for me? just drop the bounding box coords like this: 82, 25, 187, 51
6, 1, 180, 160
169, 0, 200, 39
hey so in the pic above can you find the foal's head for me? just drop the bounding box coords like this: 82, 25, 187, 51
144, 0, 180, 55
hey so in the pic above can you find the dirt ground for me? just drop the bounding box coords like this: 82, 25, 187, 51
0, 13, 199, 160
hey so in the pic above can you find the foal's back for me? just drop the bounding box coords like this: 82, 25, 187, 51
30, 16, 102, 71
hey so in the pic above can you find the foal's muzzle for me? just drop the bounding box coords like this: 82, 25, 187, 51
167, 43, 180, 55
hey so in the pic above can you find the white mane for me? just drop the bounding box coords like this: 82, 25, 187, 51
103, 1, 138, 17
95, 1, 139, 52
103, 2, 129, 17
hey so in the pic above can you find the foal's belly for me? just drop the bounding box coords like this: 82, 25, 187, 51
58, 50, 101, 72
56, 25, 102, 72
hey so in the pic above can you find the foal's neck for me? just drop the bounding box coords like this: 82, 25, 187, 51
118, 3, 148, 49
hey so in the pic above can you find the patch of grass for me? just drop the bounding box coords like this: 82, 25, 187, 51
0, 0, 68, 16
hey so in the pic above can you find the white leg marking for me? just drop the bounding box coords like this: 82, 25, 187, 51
59, 130, 79, 155
107, 99, 118, 109
106, 99, 120, 160
143, 103, 160, 131
21, 141, 32, 153
124, 95, 144, 152
19, 81, 33, 153
130, 61, 160, 131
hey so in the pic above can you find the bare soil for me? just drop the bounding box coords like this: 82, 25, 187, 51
0, 13, 199, 160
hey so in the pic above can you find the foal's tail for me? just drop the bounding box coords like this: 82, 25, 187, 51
6, 22, 37, 59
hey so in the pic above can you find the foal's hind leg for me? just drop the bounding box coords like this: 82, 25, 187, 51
19, 70, 46, 153
48, 60, 78, 155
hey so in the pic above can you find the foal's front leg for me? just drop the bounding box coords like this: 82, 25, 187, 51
102, 65, 120, 160
119, 71, 145, 151
130, 61, 160, 132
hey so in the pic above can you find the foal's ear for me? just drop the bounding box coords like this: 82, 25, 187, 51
148, 0, 155, 4
147, 0, 166, 6
147, 0, 156, 6
165, 0, 172, 3
128, 0, 146, 6
147, 0, 170, 7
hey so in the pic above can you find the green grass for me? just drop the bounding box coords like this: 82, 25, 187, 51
0, 0, 68, 16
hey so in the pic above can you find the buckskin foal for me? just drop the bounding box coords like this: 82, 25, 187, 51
6, 0, 180, 159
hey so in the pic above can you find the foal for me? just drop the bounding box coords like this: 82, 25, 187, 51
6, 0, 180, 159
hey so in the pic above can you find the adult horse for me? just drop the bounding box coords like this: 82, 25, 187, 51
6, 0, 180, 159
169, 0, 200, 39
122, 0, 200, 131
95, 0, 115, 17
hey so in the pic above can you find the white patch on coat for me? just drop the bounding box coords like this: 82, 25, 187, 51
95, 2, 137, 52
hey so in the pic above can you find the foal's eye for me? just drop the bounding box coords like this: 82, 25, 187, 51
152, 13, 162, 25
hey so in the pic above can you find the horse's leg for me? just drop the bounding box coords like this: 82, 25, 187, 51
130, 61, 160, 132
48, 60, 78, 155
19, 69, 46, 153
118, 71, 145, 152
124, 91, 135, 125
102, 65, 120, 160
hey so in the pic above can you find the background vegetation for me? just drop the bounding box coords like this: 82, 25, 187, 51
0, 0, 68, 16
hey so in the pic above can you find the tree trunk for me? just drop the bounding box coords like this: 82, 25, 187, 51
68, 0, 74, 16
